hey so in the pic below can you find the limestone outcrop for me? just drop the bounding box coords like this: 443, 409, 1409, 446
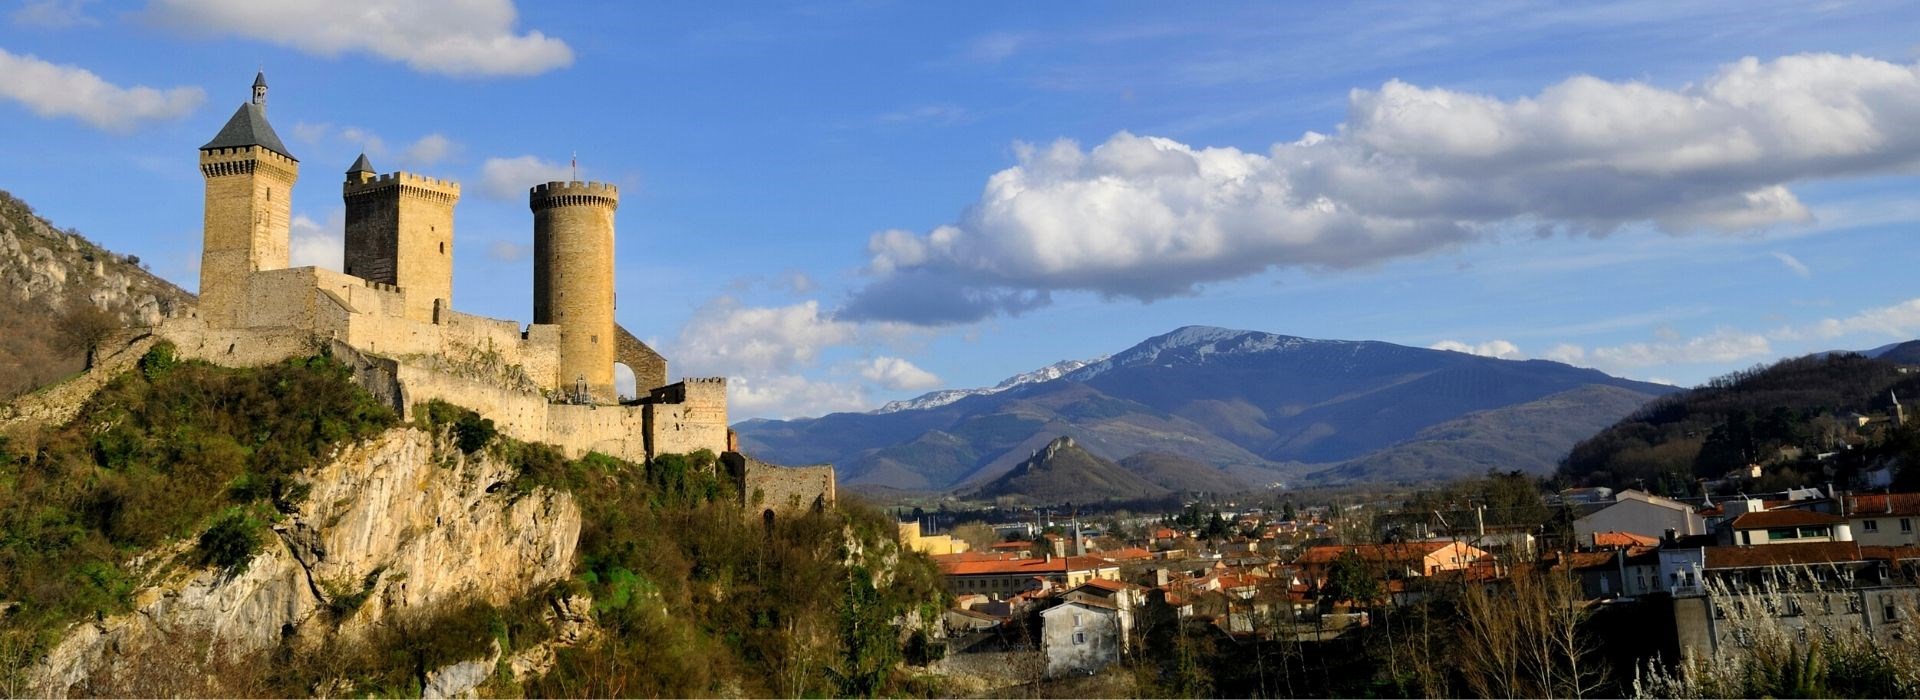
30, 427, 582, 697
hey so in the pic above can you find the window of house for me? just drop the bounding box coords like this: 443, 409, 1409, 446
1865, 520, 1881, 532
1769, 528, 1798, 540
1887, 603, 1901, 623
1800, 526, 1830, 538
1073, 632, 1087, 645
1904, 518, 1913, 533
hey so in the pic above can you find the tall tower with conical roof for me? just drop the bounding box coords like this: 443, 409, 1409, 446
341, 153, 461, 323
199, 72, 298, 328
531, 180, 619, 403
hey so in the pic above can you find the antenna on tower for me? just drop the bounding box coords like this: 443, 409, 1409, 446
571, 151, 578, 181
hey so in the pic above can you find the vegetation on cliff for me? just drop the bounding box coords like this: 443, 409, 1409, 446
0, 343, 397, 678
1, 355, 947, 697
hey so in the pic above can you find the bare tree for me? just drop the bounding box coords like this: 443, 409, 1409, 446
56, 302, 122, 371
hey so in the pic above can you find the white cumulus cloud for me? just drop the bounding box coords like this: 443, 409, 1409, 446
1797, 298, 1920, 340
400, 133, 456, 166
288, 213, 342, 271
667, 298, 937, 419
145, 0, 573, 77
858, 356, 942, 391
480, 155, 574, 200
0, 48, 202, 131
845, 53, 1920, 325
1429, 339, 1523, 360
1585, 329, 1773, 369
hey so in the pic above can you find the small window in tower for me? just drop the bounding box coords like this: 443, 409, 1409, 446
440, 242, 446, 254
267, 187, 272, 201
591, 335, 598, 344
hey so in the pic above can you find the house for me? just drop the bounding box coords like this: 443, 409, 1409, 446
1663, 541, 1920, 661
939, 554, 1122, 598
1720, 507, 1848, 546
1573, 489, 1706, 542
1040, 600, 1125, 677
1294, 541, 1492, 583
1845, 493, 1920, 546
1555, 547, 1661, 599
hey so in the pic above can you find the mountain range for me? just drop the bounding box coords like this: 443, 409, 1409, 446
734, 325, 1679, 497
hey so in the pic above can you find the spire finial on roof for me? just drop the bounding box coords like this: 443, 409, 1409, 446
347, 153, 375, 175
251, 71, 268, 108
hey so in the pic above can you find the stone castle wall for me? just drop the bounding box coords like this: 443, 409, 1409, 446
726, 452, 836, 516
614, 324, 667, 397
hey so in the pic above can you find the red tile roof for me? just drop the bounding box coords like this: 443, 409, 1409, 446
1075, 578, 1146, 593
1703, 542, 1871, 569
1295, 541, 1457, 565
1848, 493, 1920, 518
1728, 510, 1844, 529
1593, 531, 1660, 548
1101, 547, 1153, 561
939, 556, 1117, 576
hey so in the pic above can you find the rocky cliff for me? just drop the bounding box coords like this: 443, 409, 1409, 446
31, 426, 582, 697
0, 190, 193, 399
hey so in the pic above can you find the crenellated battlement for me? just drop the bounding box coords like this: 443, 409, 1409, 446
529, 181, 619, 211
200, 146, 299, 179
343, 171, 461, 203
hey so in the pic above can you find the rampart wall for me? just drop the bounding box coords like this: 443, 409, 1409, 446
725, 452, 836, 516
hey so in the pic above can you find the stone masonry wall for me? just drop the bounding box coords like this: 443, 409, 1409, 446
725, 452, 836, 516
199, 146, 297, 328
614, 324, 667, 395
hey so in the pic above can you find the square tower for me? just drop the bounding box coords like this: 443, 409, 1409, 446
342, 155, 461, 323
198, 72, 297, 328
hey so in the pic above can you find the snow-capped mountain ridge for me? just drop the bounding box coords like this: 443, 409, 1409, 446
872, 356, 1107, 414
1068, 325, 1343, 380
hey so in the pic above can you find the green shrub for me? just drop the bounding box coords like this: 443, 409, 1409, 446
454, 412, 497, 454
138, 342, 178, 380
0, 351, 397, 651
196, 508, 263, 574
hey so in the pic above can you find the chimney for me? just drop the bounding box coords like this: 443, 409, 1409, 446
1663, 528, 1678, 545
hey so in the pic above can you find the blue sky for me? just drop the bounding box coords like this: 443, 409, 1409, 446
3, 1, 1920, 419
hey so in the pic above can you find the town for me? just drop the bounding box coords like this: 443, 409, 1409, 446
895, 394, 1920, 696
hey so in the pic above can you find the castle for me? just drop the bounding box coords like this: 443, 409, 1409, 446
161, 74, 832, 514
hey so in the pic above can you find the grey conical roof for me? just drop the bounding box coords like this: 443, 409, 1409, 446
253, 71, 267, 89
200, 102, 294, 160
347, 152, 374, 174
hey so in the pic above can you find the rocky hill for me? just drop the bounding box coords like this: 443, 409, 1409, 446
0, 344, 944, 697
736, 326, 1674, 495
0, 190, 192, 399
964, 436, 1169, 505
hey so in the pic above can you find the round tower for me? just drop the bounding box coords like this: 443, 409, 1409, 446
530, 181, 619, 403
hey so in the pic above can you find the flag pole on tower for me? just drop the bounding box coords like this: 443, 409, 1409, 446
571, 151, 578, 181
